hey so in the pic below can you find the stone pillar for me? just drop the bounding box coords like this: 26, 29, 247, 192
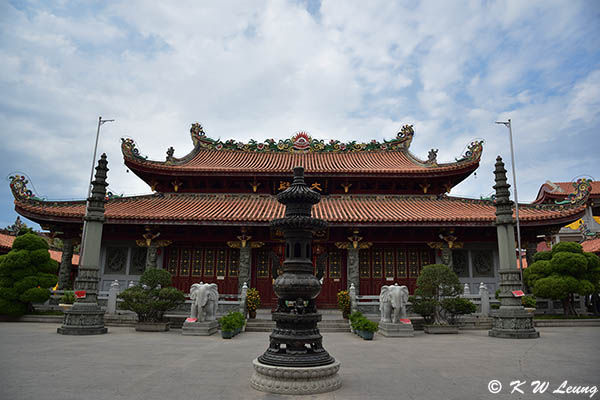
58, 154, 109, 335
146, 245, 158, 269
480, 282, 490, 316
335, 229, 371, 295
239, 247, 251, 295
106, 280, 119, 314
441, 245, 453, 268
58, 238, 74, 289
489, 156, 539, 339
347, 248, 359, 295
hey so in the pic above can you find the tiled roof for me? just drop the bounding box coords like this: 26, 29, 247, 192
581, 237, 600, 253
0, 233, 79, 264
534, 180, 600, 203
0, 233, 14, 250
126, 151, 479, 176
14, 194, 585, 227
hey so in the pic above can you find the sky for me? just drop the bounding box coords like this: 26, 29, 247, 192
1, 0, 599, 230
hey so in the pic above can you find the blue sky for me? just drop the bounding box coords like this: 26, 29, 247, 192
1, 0, 599, 230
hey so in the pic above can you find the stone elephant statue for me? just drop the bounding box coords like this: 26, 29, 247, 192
379, 284, 409, 323
189, 282, 219, 322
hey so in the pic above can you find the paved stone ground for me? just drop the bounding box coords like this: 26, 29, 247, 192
0, 323, 598, 400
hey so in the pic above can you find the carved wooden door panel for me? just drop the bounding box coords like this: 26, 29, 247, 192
253, 248, 275, 307
316, 248, 346, 308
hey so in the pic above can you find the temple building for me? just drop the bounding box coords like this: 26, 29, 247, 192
9, 123, 588, 307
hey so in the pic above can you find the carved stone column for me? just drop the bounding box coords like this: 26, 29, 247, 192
335, 229, 371, 295
488, 156, 539, 339
57, 238, 74, 289
136, 227, 172, 271
227, 227, 263, 295
239, 247, 251, 294
58, 154, 109, 335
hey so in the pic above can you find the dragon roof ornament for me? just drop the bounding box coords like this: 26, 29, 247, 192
9, 174, 42, 201
555, 178, 593, 205
455, 140, 484, 163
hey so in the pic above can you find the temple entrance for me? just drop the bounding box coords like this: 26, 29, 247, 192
165, 246, 239, 293
315, 246, 346, 308
252, 248, 278, 307
359, 247, 433, 295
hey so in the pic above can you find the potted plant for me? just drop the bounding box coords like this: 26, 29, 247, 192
410, 264, 463, 334
355, 317, 378, 340
246, 288, 260, 319
58, 291, 75, 311
348, 311, 363, 333
219, 311, 245, 338
118, 269, 185, 332
219, 314, 236, 339
337, 290, 351, 319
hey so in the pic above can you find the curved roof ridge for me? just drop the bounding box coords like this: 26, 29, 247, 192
121, 123, 484, 176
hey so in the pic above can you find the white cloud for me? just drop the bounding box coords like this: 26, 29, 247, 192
0, 0, 599, 228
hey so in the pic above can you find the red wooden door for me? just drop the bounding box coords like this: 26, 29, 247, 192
165, 247, 239, 294
316, 248, 345, 308
358, 247, 434, 295
253, 248, 276, 307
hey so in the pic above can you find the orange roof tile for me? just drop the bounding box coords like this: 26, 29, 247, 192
0, 233, 15, 250
581, 237, 600, 253
126, 150, 479, 176
15, 194, 585, 227
0, 232, 79, 264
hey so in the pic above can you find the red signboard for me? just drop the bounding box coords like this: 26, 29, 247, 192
399, 318, 412, 324
185, 318, 197, 323
74, 290, 86, 299
512, 290, 525, 297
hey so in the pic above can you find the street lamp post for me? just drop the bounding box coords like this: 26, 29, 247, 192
495, 119, 524, 288
81, 116, 114, 255
87, 116, 115, 198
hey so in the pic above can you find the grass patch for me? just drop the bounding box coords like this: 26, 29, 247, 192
534, 314, 599, 320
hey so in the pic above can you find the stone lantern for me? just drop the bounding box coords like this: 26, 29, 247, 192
250, 166, 341, 394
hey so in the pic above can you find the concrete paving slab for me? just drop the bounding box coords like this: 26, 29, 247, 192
0, 323, 598, 400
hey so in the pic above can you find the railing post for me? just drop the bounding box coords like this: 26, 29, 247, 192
106, 280, 120, 314
240, 282, 248, 318
349, 283, 357, 313
479, 282, 490, 316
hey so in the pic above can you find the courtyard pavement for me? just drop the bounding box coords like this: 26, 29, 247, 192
0, 323, 598, 400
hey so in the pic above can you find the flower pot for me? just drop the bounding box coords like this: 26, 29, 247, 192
234, 327, 241, 335
222, 330, 234, 339
423, 324, 459, 334
342, 310, 349, 319
362, 331, 374, 340
135, 321, 170, 332
248, 310, 257, 319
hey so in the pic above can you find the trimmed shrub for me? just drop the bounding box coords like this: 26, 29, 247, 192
0, 233, 58, 315
118, 269, 185, 322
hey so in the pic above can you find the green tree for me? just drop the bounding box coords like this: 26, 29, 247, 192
524, 242, 600, 316
118, 269, 185, 322
0, 233, 58, 315
410, 264, 464, 325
